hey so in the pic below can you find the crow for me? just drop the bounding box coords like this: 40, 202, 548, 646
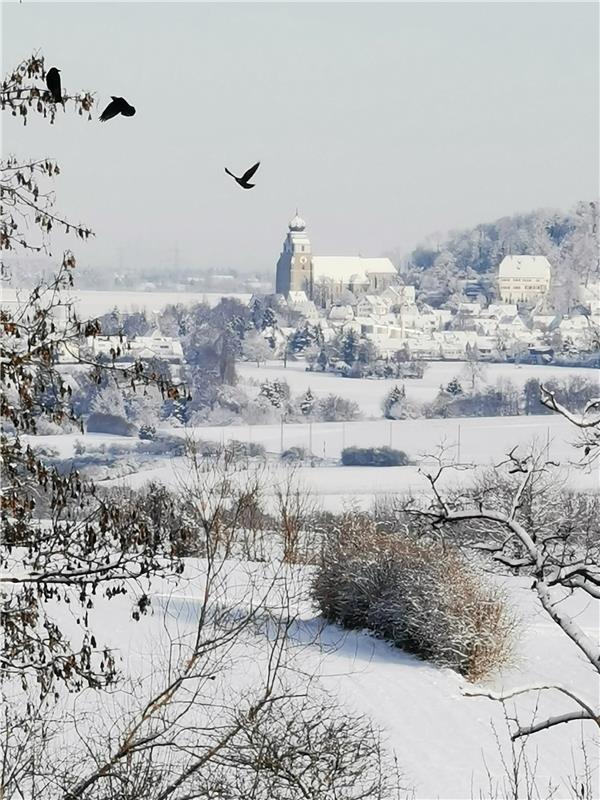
99, 97, 136, 122
46, 67, 62, 104
225, 161, 260, 189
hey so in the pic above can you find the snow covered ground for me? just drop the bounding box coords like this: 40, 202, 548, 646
20, 359, 598, 796
30, 411, 599, 506
238, 360, 599, 418
50, 559, 599, 799
1, 287, 252, 317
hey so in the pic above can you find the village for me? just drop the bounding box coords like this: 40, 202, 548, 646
35, 212, 597, 379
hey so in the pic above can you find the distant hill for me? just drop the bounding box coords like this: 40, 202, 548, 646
393, 201, 598, 308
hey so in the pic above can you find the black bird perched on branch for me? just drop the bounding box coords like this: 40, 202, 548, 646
225, 161, 260, 189
99, 97, 136, 122
46, 67, 62, 103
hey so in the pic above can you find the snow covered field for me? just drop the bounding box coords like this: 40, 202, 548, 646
1, 288, 252, 317
31, 412, 598, 508
51, 560, 599, 799
238, 360, 599, 418
20, 358, 598, 796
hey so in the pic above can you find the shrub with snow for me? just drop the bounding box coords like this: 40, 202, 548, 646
86, 412, 138, 437
139, 424, 156, 441
281, 446, 310, 463
318, 394, 361, 422
341, 446, 410, 467
313, 516, 517, 679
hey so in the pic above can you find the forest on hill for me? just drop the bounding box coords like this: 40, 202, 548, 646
396, 200, 598, 307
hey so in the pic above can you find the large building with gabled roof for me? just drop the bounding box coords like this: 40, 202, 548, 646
275, 212, 397, 305
497, 255, 552, 305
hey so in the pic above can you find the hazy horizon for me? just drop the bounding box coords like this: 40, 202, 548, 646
2, 2, 598, 275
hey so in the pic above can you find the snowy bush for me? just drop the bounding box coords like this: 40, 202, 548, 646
139, 424, 156, 440
281, 446, 310, 463
341, 446, 410, 467
135, 434, 187, 457
313, 517, 517, 679
86, 412, 138, 437
381, 384, 417, 420
318, 394, 360, 422
224, 439, 267, 461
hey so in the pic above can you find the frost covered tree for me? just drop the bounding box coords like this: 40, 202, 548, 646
300, 387, 316, 417
242, 330, 272, 366
383, 384, 410, 420
445, 376, 464, 397
259, 378, 289, 409
461, 345, 487, 392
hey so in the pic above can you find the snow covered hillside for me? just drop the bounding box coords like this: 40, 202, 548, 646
45, 560, 599, 799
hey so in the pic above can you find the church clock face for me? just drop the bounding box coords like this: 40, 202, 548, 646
299, 256, 307, 265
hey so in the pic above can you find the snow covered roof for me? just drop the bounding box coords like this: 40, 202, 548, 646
312, 256, 397, 284
498, 255, 552, 279
328, 305, 354, 321
288, 291, 309, 304
485, 303, 518, 318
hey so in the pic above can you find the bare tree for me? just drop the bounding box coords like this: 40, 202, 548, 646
408, 437, 599, 741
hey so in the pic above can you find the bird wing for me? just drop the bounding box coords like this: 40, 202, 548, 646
241, 161, 260, 183
224, 167, 237, 179
99, 99, 119, 122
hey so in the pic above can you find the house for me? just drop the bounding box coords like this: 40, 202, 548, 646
287, 291, 320, 321
457, 302, 481, 316
484, 303, 519, 319
327, 305, 354, 324
356, 294, 389, 318
129, 330, 184, 363
86, 335, 127, 359
381, 284, 416, 308
497, 255, 552, 305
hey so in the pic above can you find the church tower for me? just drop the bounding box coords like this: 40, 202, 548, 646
275, 212, 313, 298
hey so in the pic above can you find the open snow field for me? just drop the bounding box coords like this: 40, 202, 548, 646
19, 362, 599, 796
31, 412, 599, 507
238, 360, 599, 418
52, 560, 599, 799
1, 287, 252, 316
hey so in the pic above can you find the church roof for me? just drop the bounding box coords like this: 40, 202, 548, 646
312, 256, 397, 283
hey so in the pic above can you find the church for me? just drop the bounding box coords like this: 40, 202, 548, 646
275, 212, 398, 305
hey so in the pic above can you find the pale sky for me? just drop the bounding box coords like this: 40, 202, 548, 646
2, 2, 598, 275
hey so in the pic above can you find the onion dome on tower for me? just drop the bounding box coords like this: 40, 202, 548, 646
288, 210, 306, 232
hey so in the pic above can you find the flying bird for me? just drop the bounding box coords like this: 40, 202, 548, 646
46, 67, 62, 104
225, 161, 260, 189
99, 97, 136, 122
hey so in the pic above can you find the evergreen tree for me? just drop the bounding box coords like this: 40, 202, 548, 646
341, 329, 359, 365
261, 306, 277, 331
317, 348, 329, 371
300, 388, 316, 416
445, 377, 464, 397
383, 384, 409, 419
259, 379, 289, 409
